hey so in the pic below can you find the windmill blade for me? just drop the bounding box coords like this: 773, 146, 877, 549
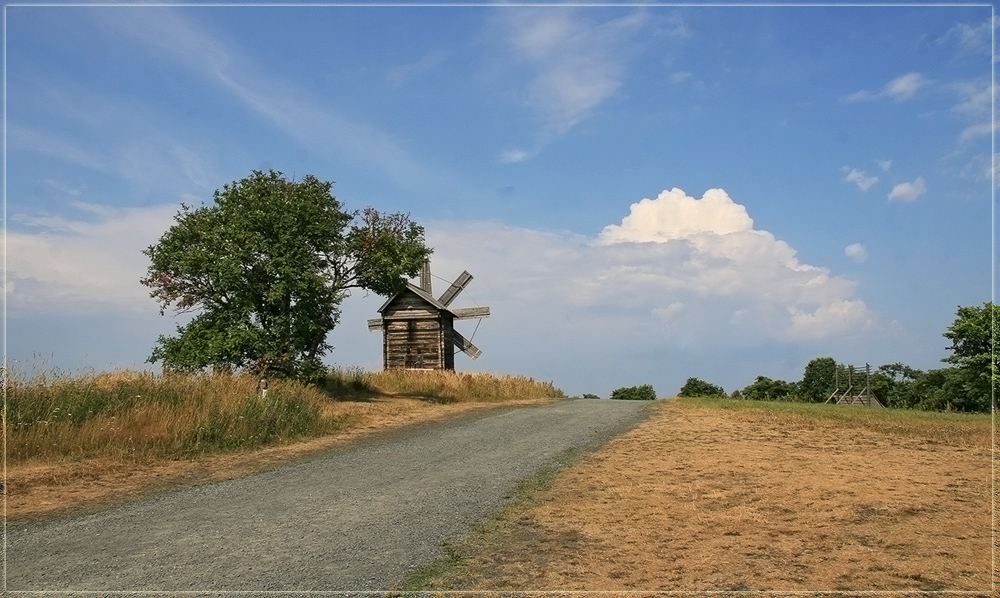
451, 306, 490, 320
452, 329, 482, 360
367, 318, 384, 331
438, 270, 473, 307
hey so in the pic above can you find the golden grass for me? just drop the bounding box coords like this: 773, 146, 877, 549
363, 369, 564, 403
6, 367, 565, 521
7, 368, 565, 468
404, 395, 992, 592
679, 396, 992, 448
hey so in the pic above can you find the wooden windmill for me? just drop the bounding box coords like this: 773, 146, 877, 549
368, 262, 490, 370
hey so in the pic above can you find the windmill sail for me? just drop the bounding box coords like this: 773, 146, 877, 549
451, 306, 490, 320
452, 329, 482, 360
438, 271, 473, 307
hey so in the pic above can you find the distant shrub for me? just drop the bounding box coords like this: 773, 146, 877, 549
678, 377, 726, 398
582, 393, 601, 399
610, 384, 657, 401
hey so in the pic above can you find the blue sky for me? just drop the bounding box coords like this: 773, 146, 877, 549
4, 2, 994, 398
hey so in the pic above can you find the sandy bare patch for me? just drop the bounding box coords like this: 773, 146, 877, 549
8, 397, 544, 523
440, 400, 992, 592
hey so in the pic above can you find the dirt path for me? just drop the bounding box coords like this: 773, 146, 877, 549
431, 399, 992, 592
7, 398, 651, 592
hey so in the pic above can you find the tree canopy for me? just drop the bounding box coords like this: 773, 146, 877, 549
610, 384, 658, 401
141, 170, 430, 380
710, 302, 996, 413
677, 377, 725, 398
941, 302, 997, 412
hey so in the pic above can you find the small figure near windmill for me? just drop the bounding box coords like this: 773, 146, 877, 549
368, 261, 490, 371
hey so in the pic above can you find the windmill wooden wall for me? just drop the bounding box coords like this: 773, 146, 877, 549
378, 287, 456, 370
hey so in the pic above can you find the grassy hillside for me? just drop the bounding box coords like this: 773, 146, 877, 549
7, 368, 565, 467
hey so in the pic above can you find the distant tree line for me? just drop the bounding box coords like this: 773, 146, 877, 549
678, 302, 997, 413
610, 384, 658, 401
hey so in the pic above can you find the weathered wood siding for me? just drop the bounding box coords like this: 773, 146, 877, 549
382, 291, 440, 320
381, 289, 455, 370
384, 318, 444, 369
441, 312, 455, 371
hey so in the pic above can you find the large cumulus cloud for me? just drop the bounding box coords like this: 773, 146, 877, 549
428, 188, 877, 348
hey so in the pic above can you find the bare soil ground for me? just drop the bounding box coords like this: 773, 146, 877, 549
429, 399, 993, 593
8, 397, 544, 523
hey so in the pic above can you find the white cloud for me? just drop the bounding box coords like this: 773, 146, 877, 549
877, 159, 893, 172
888, 176, 927, 202
787, 300, 876, 341
427, 188, 877, 354
884, 72, 927, 101
844, 72, 928, 103
958, 122, 994, 143
845, 243, 868, 263
7, 124, 110, 173
97, 9, 466, 200
950, 79, 993, 117
842, 167, 878, 191
598, 188, 753, 242
499, 8, 648, 139
386, 50, 447, 87
499, 148, 531, 164
940, 19, 993, 55
671, 71, 693, 84
4, 203, 179, 315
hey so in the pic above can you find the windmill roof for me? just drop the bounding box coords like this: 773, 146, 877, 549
376, 282, 454, 316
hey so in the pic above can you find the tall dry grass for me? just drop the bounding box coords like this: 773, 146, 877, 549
347, 368, 565, 403
7, 368, 565, 467
678, 395, 992, 448
7, 370, 354, 466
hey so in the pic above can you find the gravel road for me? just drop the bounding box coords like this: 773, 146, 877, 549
8, 398, 651, 593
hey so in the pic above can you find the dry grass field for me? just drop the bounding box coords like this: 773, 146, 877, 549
414, 397, 993, 593
7, 368, 563, 522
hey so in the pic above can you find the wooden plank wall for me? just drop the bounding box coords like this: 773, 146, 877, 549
385, 318, 444, 369
383, 291, 440, 320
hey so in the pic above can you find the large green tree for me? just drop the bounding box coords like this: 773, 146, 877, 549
141, 170, 430, 380
798, 357, 836, 403
941, 302, 997, 412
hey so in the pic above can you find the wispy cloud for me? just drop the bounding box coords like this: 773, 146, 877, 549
96, 8, 464, 198
888, 176, 927, 202
386, 50, 447, 87
844, 72, 929, 103
5, 203, 180, 315
841, 167, 878, 191
7, 124, 110, 173
495, 8, 650, 160
499, 148, 531, 164
949, 78, 993, 117
937, 17, 994, 55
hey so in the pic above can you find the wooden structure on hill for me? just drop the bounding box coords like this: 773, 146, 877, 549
825, 363, 885, 408
368, 262, 490, 371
